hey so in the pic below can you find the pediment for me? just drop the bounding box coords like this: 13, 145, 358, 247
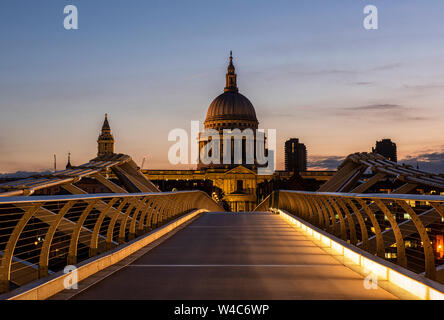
224, 165, 256, 176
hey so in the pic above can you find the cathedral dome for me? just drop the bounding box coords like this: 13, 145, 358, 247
198, 52, 264, 171
205, 91, 258, 122
204, 52, 258, 129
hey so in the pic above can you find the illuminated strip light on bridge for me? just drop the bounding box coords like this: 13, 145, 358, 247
255, 190, 444, 298
277, 208, 444, 300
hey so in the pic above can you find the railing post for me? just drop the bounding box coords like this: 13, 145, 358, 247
271, 191, 279, 211
152, 198, 167, 228
164, 194, 175, 222
355, 198, 385, 258
89, 198, 121, 257
374, 199, 407, 267
318, 196, 339, 236
326, 196, 347, 241
107, 198, 137, 248
67, 199, 99, 265
306, 196, 323, 227
120, 196, 145, 243
344, 198, 369, 251
38, 200, 76, 279
138, 200, 154, 235
301, 194, 316, 224
336, 198, 358, 245
295, 194, 309, 221
145, 200, 158, 232
151, 198, 163, 228
129, 197, 150, 240
0, 203, 42, 293
397, 200, 436, 280
285, 193, 299, 216
312, 196, 330, 230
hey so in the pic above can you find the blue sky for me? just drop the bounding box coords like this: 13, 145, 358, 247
1, 0, 444, 172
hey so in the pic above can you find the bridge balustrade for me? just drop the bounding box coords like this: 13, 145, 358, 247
0, 191, 222, 293
255, 190, 444, 282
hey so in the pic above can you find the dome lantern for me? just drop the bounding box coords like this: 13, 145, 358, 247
204, 52, 258, 130
224, 51, 238, 93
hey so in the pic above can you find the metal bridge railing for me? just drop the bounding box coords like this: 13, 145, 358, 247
255, 190, 444, 282
0, 190, 222, 293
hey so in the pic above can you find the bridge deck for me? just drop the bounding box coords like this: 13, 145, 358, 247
64, 212, 396, 299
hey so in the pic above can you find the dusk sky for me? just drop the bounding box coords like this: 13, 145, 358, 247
1, 0, 444, 174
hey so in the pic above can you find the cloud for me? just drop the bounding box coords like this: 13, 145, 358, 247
400, 150, 444, 174
245, 60, 403, 83
369, 63, 403, 72
286, 63, 402, 78
308, 156, 344, 170
402, 83, 444, 90
335, 103, 428, 122
307, 151, 444, 174
346, 104, 402, 111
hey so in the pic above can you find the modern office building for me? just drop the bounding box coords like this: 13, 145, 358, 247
284, 138, 307, 172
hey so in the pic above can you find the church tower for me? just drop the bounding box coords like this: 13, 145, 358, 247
97, 114, 115, 157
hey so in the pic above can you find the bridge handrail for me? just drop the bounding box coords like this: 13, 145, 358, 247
277, 190, 444, 202
0, 190, 223, 294
0, 190, 203, 204
255, 190, 444, 284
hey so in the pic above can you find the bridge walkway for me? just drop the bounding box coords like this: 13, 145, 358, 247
55, 212, 396, 300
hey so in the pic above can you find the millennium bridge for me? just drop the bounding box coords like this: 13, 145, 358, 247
0, 153, 443, 300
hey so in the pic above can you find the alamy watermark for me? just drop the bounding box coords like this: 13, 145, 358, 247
363, 5, 378, 30
63, 265, 78, 290
363, 272, 379, 290
63, 5, 78, 30
62, 4, 377, 31
168, 121, 276, 175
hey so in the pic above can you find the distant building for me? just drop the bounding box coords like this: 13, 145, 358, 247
285, 138, 307, 172
372, 139, 397, 162
97, 114, 115, 157
197, 51, 265, 171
